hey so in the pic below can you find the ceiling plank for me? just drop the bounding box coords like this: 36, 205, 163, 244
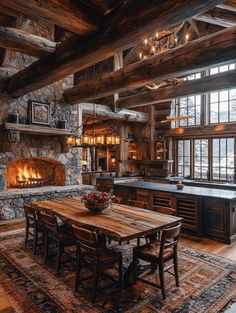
7, 0, 224, 98
0, 26, 57, 58
217, 0, 236, 12
63, 27, 236, 103
76, 0, 123, 15
0, 0, 100, 36
117, 69, 236, 109
194, 7, 236, 27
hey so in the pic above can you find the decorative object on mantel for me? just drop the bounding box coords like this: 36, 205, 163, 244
82, 190, 112, 214
28, 100, 51, 126
58, 119, 67, 129
176, 180, 184, 190
7, 113, 19, 124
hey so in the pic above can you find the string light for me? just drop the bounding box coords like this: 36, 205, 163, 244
155, 32, 159, 38
185, 33, 189, 41
144, 38, 148, 45
139, 52, 142, 59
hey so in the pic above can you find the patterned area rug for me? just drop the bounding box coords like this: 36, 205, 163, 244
0, 232, 236, 313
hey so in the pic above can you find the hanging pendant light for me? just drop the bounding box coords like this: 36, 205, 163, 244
95, 135, 105, 145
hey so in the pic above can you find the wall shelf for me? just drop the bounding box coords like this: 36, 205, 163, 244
3, 123, 72, 137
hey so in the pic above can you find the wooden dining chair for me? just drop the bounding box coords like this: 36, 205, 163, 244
112, 196, 123, 204
24, 204, 45, 254
71, 224, 124, 303
128, 199, 148, 209
133, 223, 182, 299
40, 211, 76, 276
127, 199, 157, 246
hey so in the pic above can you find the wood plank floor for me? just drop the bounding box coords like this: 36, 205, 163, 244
0, 218, 236, 312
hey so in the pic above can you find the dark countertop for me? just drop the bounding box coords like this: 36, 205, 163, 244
114, 181, 236, 200
144, 176, 236, 190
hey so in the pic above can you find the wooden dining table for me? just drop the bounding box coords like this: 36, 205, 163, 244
31, 197, 182, 242
32, 197, 182, 286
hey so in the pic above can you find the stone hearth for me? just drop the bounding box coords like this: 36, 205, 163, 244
0, 185, 94, 220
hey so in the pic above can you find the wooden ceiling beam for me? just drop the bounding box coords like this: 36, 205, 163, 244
6, 0, 224, 98
0, 67, 17, 89
194, 7, 236, 27
63, 27, 236, 104
0, 26, 57, 58
217, 0, 236, 12
0, 0, 100, 36
80, 103, 148, 123
117, 69, 236, 109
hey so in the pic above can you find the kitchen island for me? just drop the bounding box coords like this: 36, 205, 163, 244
114, 181, 236, 244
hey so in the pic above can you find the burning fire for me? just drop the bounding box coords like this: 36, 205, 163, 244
16, 165, 42, 182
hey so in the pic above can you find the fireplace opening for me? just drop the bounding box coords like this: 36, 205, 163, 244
6, 158, 65, 189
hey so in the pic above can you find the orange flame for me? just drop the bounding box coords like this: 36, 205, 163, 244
17, 165, 42, 181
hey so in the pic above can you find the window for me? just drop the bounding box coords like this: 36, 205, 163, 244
210, 63, 235, 76
176, 138, 235, 181
172, 95, 201, 128
209, 89, 236, 124
177, 140, 191, 177
194, 139, 209, 179
212, 138, 234, 181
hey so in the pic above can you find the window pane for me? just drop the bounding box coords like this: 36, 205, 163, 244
177, 140, 191, 177
210, 102, 218, 123
230, 100, 236, 122
194, 139, 209, 179
219, 102, 228, 123
212, 138, 235, 181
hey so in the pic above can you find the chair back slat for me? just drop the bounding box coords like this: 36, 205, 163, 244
160, 223, 181, 258
128, 199, 148, 209
113, 196, 123, 204
24, 204, 37, 223
40, 212, 59, 237
72, 224, 98, 252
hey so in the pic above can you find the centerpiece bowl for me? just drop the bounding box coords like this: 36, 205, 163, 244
82, 190, 112, 214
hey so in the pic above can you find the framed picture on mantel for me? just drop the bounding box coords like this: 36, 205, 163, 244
28, 101, 51, 126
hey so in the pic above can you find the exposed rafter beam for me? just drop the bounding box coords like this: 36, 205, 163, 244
64, 27, 236, 104
79, 103, 148, 123
7, 0, 224, 98
194, 8, 236, 27
0, 0, 100, 36
0, 26, 57, 58
0, 67, 17, 89
217, 0, 236, 12
117, 69, 236, 109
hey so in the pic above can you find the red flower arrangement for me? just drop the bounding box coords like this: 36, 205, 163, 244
82, 190, 113, 213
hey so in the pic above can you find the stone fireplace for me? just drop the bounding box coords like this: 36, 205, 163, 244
0, 18, 93, 220
6, 157, 65, 189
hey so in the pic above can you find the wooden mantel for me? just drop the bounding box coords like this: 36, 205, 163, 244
2, 123, 72, 136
